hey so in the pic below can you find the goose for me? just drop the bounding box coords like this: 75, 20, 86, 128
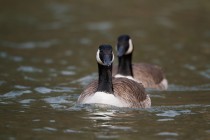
77, 44, 151, 108
113, 34, 168, 90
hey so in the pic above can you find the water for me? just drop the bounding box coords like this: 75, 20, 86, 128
0, 0, 210, 139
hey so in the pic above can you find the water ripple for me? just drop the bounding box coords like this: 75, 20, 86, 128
157, 118, 174, 121
64, 129, 82, 134
43, 127, 57, 132
156, 110, 191, 117
200, 69, 210, 79
17, 66, 43, 73
44, 58, 54, 64
19, 99, 36, 104
106, 125, 133, 131
0, 51, 7, 58
72, 73, 97, 86
0, 51, 23, 62
14, 85, 30, 89
34, 86, 75, 94
79, 38, 92, 45
183, 64, 196, 70
24, 76, 38, 81
96, 134, 119, 139
61, 70, 75, 76
86, 22, 113, 31
1, 90, 32, 98
33, 127, 57, 132
0, 80, 6, 86
157, 132, 178, 136
1, 40, 59, 49
168, 84, 210, 91
34, 87, 52, 94
43, 96, 72, 104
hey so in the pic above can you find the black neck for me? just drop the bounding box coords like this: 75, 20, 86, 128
117, 53, 133, 76
97, 63, 114, 94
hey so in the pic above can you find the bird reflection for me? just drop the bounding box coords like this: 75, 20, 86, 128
82, 104, 139, 133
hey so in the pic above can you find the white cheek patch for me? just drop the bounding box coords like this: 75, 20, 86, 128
111, 53, 114, 64
96, 49, 104, 65
125, 39, 133, 55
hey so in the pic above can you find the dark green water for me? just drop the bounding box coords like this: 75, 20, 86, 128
0, 0, 210, 139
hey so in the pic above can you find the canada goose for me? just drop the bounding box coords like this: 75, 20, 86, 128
113, 35, 168, 90
77, 44, 151, 108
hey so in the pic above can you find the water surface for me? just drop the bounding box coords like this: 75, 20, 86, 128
0, 0, 210, 139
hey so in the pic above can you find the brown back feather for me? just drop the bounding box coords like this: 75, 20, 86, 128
113, 63, 166, 89
133, 63, 164, 82
77, 80, 98, 103
112, 77, 148, 108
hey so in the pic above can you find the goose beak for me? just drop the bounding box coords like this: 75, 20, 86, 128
117, 46, 126, 57
103, 55, 112, 66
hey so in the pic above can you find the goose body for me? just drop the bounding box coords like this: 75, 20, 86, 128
77, 44, 151, 108
113, 35, 168, 90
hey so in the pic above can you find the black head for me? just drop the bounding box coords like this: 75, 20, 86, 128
96, 44, 114, 66
117, 34, 133, 57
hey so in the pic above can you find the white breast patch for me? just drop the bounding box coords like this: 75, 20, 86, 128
81, 91, 128, 107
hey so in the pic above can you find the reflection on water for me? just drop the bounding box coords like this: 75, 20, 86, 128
168, 83, 210, 91
17, 66, 43, 73
156, 109, 191, 117
72, 104, 210, 139
81, 107, 138, 139
0, 0, 210, 139
157, 132, 179, 136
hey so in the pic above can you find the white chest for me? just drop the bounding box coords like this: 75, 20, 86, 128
81, 92, 128, 107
